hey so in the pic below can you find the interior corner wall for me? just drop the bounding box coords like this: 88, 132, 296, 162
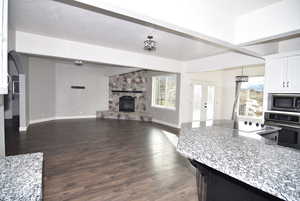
28, 56, 109, 123
146, 71, 181, 127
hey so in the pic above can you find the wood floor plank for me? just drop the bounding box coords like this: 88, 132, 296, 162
5, 119, 197, 201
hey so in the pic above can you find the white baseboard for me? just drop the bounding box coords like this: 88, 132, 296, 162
152, 119, 181, 129
19, 126, 27, 132
29, 117, 55, 125
55, 115, 96, 120
29, 115, 96, 125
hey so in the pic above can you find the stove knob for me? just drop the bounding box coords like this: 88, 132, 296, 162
256, 123, 259, 127
244, 121, 248, 125
249, 122, 252, 126
261, 124, 264, 127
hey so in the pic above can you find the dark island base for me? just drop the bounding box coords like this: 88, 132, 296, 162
191, 160, 284, 201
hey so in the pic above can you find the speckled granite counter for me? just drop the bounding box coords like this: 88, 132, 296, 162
177, 120, 300, 201
0, 153, 43, 201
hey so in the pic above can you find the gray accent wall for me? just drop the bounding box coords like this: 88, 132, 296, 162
55, 62, 109, 118
146, 71, 181, 127
28, 57, 56, 121
27, 56, 110, 122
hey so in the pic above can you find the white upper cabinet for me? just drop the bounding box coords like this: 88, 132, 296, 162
265, 57, 286, 92
265, 52, 300, 93
0, 0, 8, 94
286, 55, 300, 92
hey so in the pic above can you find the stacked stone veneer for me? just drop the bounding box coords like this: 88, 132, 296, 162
97, 70, 152, 121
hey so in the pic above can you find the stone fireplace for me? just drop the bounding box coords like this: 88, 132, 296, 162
119, 96, 135, 112
96, 70, 152, 121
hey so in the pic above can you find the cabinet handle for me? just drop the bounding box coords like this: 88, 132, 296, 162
287, 81, 289, 88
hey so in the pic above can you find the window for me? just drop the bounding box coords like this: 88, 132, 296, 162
152, 75, 177, 109
238, 76, 264, 118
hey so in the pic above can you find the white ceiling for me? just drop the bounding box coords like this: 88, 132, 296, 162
9, 0, 230, 61
98, 0, 282, 18
198, 0, 282, 16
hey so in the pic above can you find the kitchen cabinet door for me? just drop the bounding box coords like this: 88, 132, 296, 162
265, 58, 287, 92
0, 0, 8, 94
287, 55, 300, 92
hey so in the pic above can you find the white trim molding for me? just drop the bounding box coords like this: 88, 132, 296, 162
152, 119, 181, 129
29, 115, 97, 125
29, 117, 56, 125
55, 115, 96, 120
19, 126, 27, 132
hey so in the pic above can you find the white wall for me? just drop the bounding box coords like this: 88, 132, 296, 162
235, 0, 300, 44
16, 31, 184, 73
28, 57, 56, 122
19, 74, 27, 131
146, 71, 181, 128
185, 52, 264, 73
21, 54, 30, 129
0, 96, 5, 156
180, 65, 265, 123
28, 56, 110, 123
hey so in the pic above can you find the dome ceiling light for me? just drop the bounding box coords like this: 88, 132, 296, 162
144, 35, 156, 51
74, 60, 83, 66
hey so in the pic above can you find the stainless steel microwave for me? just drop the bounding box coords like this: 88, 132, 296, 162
269, 94, 300, 112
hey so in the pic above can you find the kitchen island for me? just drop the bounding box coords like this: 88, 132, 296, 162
0, 152, 43, 201
177, 120, 300, 201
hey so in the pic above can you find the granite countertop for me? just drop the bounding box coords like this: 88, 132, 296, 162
177, 120, 300, 201
0, 153, 43, 201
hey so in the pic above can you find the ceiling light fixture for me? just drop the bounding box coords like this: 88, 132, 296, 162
74, 60, 83, 66
144, 35, 156, 51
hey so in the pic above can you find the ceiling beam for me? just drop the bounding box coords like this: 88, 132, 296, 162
238, 30, 300, 47
15, 31, 184, 73
55, 0, 264, 60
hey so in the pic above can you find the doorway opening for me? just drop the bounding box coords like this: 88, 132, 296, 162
192, 83, 215, 122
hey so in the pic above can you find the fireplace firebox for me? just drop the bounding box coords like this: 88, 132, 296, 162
119, 96, 135, 112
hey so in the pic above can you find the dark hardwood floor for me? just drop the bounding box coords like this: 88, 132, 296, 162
5, 119, 197, 201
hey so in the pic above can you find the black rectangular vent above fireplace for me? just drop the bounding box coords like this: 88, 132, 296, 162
119, 96, 135, 112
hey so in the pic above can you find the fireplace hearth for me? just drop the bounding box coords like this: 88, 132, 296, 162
119, 96, 135, 112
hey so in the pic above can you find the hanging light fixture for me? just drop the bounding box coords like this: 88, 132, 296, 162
144, 35, 156, 51
235, 67, 249, 82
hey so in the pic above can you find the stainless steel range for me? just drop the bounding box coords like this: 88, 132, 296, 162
265, 112, 300, 150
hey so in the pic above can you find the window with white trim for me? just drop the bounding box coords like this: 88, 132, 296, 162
152, 75, 177, 109
238, 76, 264, 118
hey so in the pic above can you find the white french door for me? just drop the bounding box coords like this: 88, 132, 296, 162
192, 83, 215, 121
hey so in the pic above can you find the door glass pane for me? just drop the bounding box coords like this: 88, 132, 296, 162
192, 85, 202, 121
207, 86, 215, 120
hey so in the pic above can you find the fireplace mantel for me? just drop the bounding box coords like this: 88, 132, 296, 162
111, 90, 144, 93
